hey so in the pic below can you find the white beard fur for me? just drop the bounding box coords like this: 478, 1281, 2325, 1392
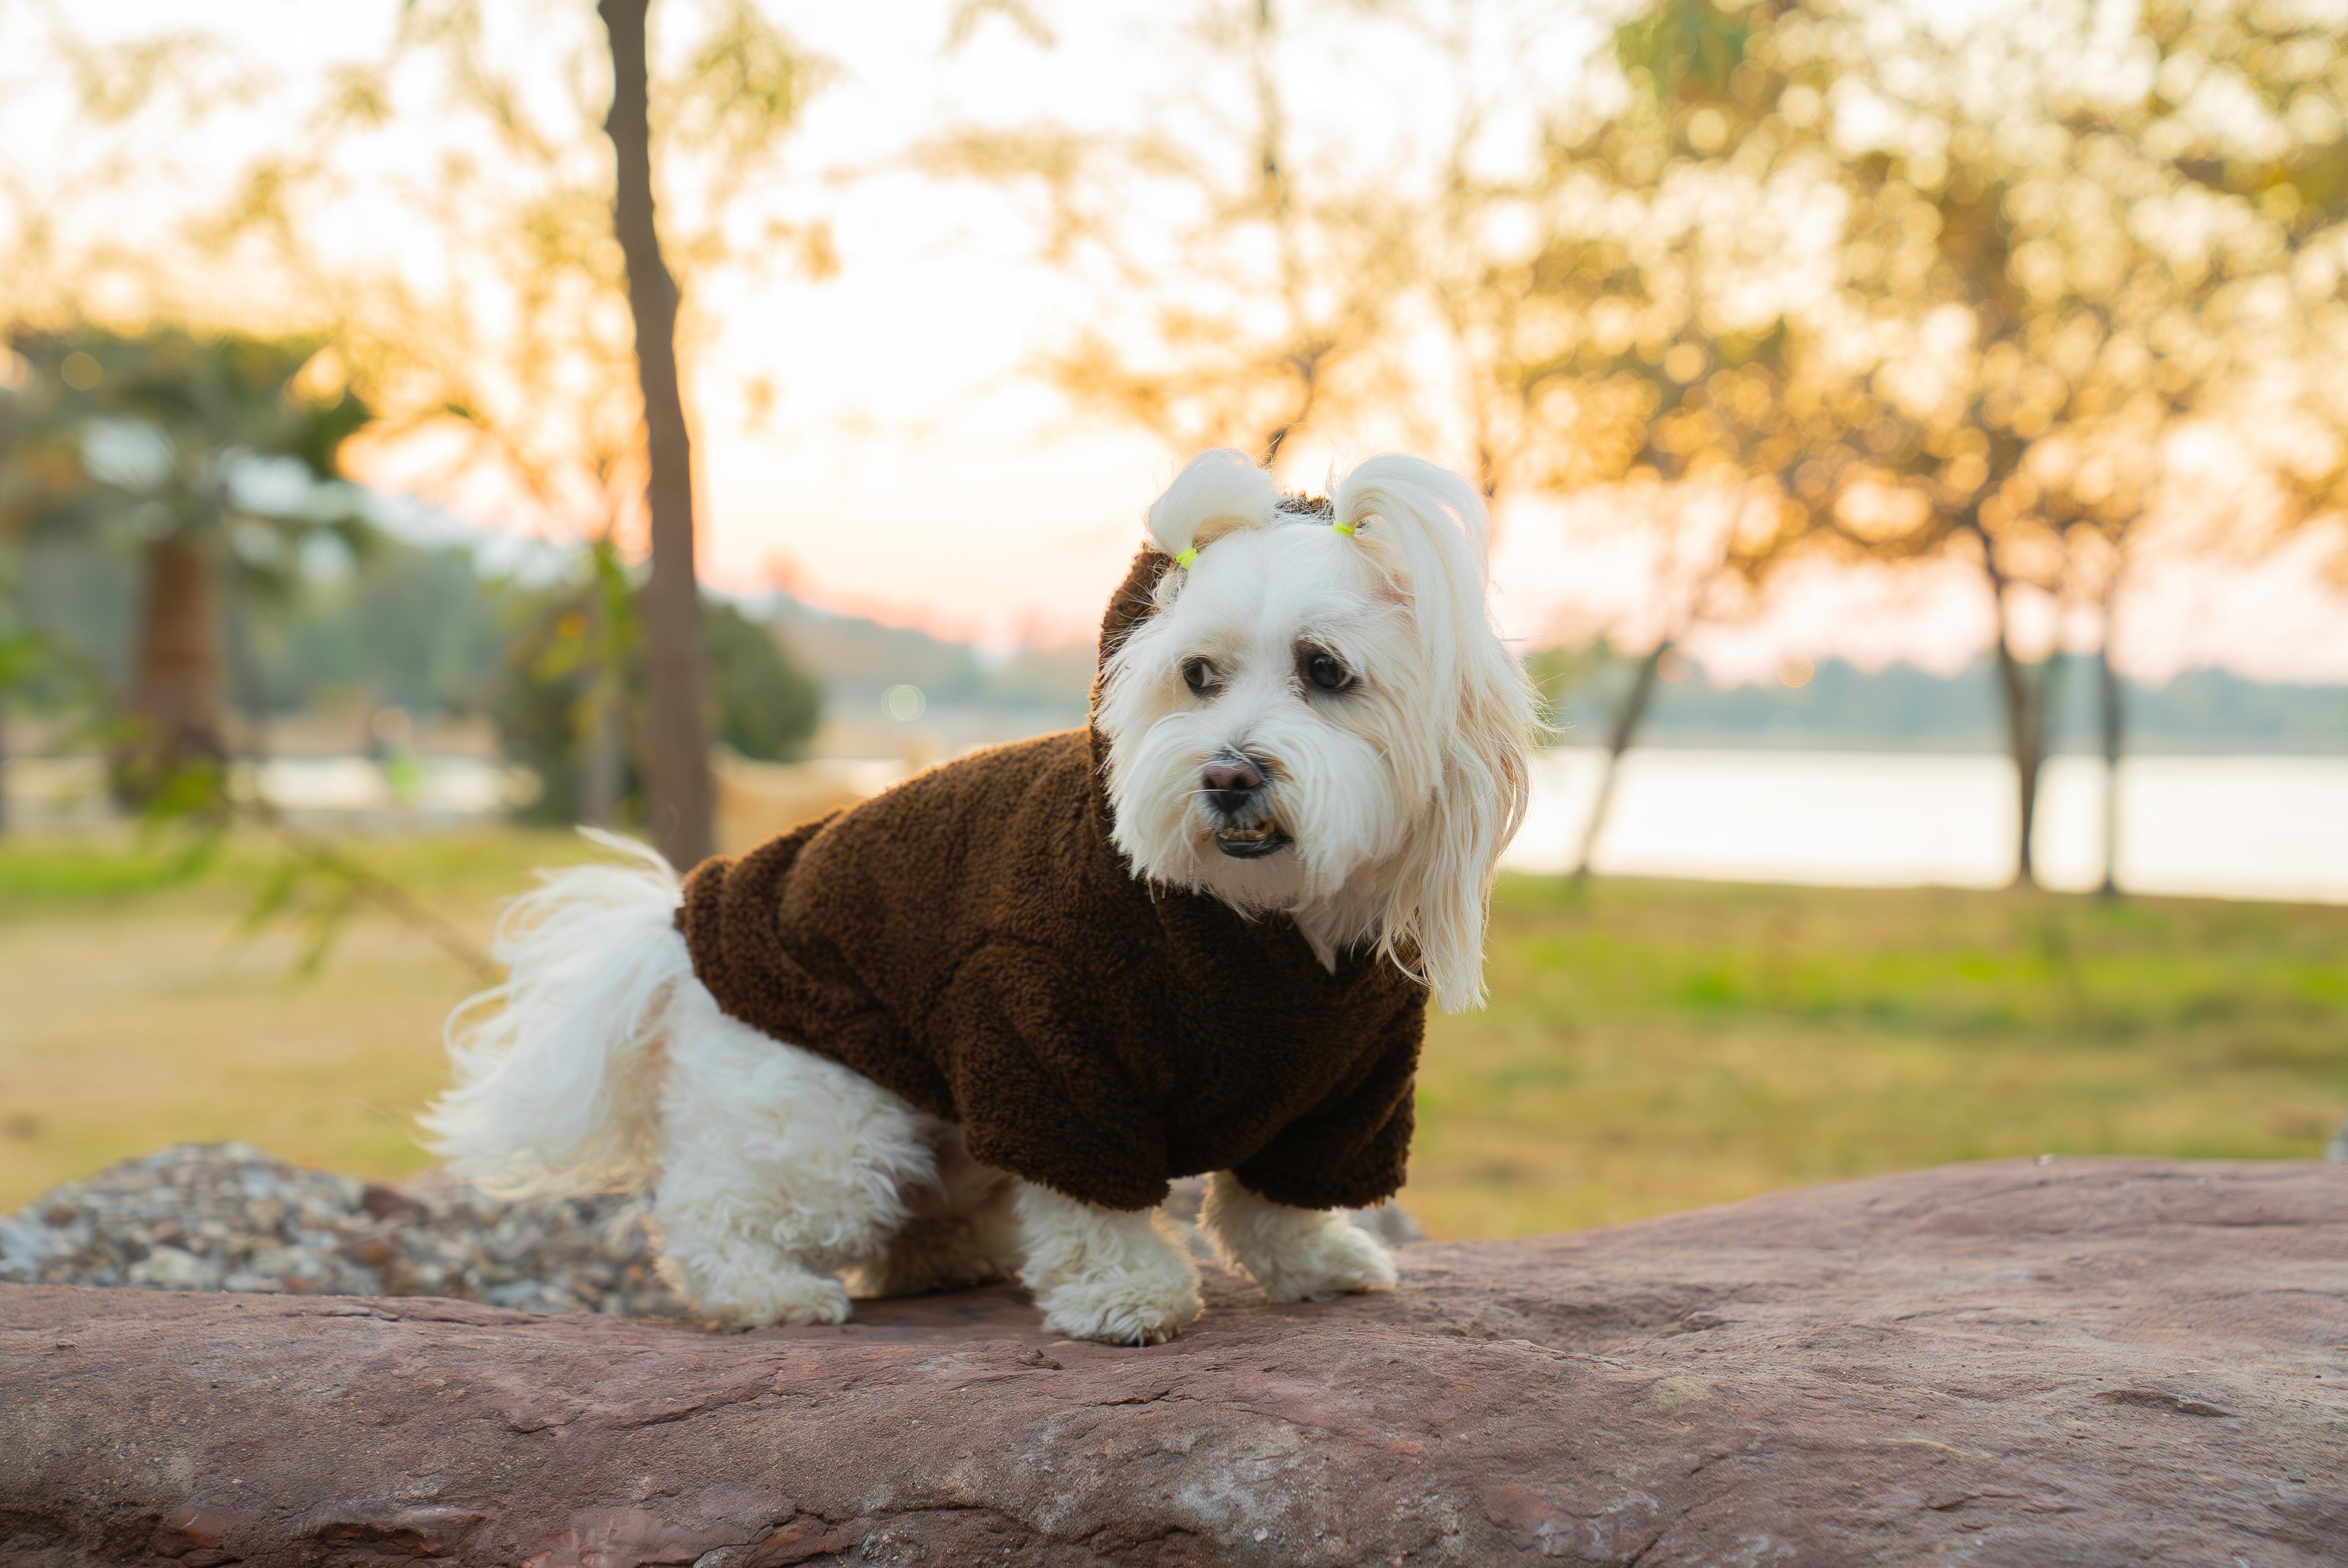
423, 451, 1535, 1343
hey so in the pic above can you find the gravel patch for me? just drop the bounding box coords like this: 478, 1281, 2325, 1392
1, 1143, 685, 1316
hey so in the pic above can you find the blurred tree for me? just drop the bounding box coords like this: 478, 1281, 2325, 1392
923, 0, 1414, 467
1772, 0, 2348, 888
2083, 0, 2348, 890
251, 0, 838, 856
1433, 0, 1871, 870
0, 326, 372, 796
1525, 0, 2348, 891
0, 324, 497, 977
704, 597, 824, 764
1308, 0, 2348, 891
191, 532, 512, 733
493, 575, 819, 826
0, 347, 51, 838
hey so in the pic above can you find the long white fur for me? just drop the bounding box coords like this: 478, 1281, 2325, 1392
649, 978, 934, 1328
1336, 457, 1537, 1012
421, 829, 687, 1197
424, 447, 1532, 1340
421, 833, 953, 1327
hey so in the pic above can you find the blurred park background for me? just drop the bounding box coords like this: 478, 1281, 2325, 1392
2, 0, 2345, 1237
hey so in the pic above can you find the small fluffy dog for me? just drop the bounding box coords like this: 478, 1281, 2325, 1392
426, 450, 1535, 1344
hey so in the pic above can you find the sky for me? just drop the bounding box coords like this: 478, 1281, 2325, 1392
4, 0, 2344, 686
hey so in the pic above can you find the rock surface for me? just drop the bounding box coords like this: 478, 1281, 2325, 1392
4, 1158, 2344, 1567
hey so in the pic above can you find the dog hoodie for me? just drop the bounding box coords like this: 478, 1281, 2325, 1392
673, 547, 1426, 1212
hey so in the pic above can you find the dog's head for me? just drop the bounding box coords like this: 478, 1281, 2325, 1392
1093, 449, 1537, 1012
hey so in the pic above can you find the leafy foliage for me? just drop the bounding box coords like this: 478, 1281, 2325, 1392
0, 325, 378, 782
1, 326, 372, 563
490, 573, 821, 826
1615, 0, 1752, 106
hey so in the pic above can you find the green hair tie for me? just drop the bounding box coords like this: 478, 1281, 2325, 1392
1179, 520, 1351, 568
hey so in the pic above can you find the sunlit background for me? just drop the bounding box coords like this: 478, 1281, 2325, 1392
3, 0, 2344, 1237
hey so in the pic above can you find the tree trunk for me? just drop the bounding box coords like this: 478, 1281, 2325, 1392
2095, 636, 2123, 899
1973, 536, 2052, 892
123, 533, 227, 788
1988, 626, 2050, 891
0, 689, 10, 836
1572, 639, 1669, 879
599, 0, 713, 870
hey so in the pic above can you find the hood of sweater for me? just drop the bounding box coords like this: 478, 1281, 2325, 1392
1084, 545, 1173, 828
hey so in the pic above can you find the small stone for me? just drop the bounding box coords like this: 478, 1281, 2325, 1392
361, 1185, 421, 1221
345, 1235, 396, 1268
128, 1245, 212, 1290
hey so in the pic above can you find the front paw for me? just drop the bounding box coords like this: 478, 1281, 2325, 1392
670, 1262, 852, 1330
1035, 1270, 1203, 1345
1250, 1221, 1397, 1304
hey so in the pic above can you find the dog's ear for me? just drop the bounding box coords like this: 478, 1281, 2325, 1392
1146, 449, 1280, 563
1377, 647, 1535, 1013
1098, 547, 1172, 665
1337, 456, 1537, 1014
1332, 455, 1491, 678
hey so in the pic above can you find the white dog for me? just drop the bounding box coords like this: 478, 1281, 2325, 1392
424, 451, 1534, 1344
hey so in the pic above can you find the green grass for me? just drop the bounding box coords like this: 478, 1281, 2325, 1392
2, 830, 2342, 1237
1409, 877, 2348, 1236
0, 826, 600, 910
0, 828, 600, 1209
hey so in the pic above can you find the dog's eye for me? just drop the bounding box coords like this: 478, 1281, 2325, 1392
1300, 649, 1352, 692
1181, 658, 1216, 694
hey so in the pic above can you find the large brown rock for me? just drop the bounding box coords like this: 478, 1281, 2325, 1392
3, 1158, 2342, 1567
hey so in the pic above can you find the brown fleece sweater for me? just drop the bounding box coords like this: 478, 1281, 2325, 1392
674, 550, 1425, 1212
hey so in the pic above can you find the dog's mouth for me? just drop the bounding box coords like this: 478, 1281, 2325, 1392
1213, 822, 1291, 859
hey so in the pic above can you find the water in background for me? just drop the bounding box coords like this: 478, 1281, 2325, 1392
12, 747, 2345, 904
1507, 749, 2348, 904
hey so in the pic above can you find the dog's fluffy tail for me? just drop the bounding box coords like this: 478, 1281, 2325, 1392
420, 830, 691, 1198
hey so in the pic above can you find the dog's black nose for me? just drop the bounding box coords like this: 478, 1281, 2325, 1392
1202, 755, 1264, 814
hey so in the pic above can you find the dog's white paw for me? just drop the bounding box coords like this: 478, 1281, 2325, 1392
1035, 1267, 1203, 1346
683, 1264, 853, 1331
1249, 1220, 1397, 1304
